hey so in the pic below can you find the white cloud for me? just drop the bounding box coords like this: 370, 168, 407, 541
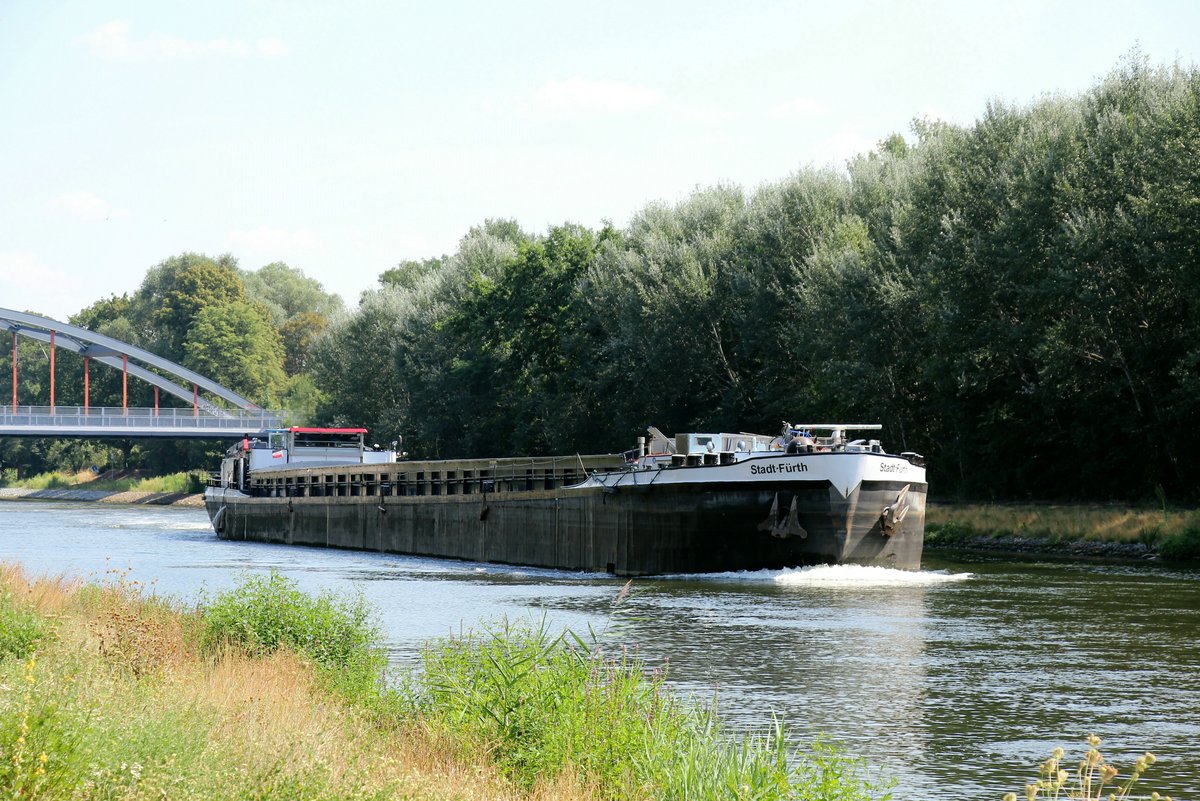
770, 96, 827, 120
680, 104, 732, 124
228, 227, 320, 253
814, 130, 879, 167
76, 20, 288, 62
49, 191, 117, 222
535, 77, 662, 114
0, 252, 88, 317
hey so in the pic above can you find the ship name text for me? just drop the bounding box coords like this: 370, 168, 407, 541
750, 462, 809, 475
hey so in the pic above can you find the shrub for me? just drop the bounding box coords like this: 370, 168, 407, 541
1158, 522, 1200, 562
199, 572, 385, 700
0, 593, 48, 662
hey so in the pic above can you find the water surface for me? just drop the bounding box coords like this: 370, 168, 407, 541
2, 500, 1196, 799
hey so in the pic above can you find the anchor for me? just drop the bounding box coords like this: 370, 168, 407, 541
756, 492, 808, 539
880, 484, 911, 535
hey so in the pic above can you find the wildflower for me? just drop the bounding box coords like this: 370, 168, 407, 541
1052, 747, 1065, 760
39, 752, 48, 764
1025, 782, 1038, 801
1088, 734, 1102, 746
1145, 752, 1157, 765
1057, 770, 1069, 784
1004, 793, 1018, 801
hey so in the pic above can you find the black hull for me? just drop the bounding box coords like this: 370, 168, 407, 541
205, 479, 925, 575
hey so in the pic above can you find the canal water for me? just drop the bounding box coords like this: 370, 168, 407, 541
2, 500, 1197, 800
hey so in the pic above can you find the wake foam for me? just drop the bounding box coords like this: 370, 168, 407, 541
673, 564, 972, 587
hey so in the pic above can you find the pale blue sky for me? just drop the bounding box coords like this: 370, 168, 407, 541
2, 1, 1196, 320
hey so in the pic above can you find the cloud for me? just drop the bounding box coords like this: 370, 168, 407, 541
49, 191, 117, 222
535, 77, 662, 114
770, 96, 827, 120
76, 20, 287, 62
680, 104, 732, 124
814, 130, 879, 167
0, 252, 83, 303
228, 227, 320, 253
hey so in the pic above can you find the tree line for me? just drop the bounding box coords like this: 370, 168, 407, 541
4, 55, 1197, 501
1, 256, 340, 474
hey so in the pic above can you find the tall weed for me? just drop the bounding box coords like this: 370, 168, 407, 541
418, 619, 889, 800
1004, 735, 1167, 801
0, 592, 48, 662
199, 571, 386, 700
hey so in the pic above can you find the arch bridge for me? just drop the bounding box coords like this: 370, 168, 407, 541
1, 307, 286, 438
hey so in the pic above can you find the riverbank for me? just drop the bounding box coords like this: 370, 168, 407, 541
0, 564, 886, 800
926, 502, 1200, 561
0, 487, 204, 507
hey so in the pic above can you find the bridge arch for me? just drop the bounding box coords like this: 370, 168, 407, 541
2, 306, 258, 412
1, 307, 285, 438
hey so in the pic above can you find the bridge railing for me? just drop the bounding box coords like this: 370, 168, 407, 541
0, 405, 288, 432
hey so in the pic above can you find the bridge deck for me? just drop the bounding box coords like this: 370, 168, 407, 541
0, 406, 286, 438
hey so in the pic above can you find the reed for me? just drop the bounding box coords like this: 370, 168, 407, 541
416, 618, 890, 800
0, 565, 888, 800
926, 503, 1200, 559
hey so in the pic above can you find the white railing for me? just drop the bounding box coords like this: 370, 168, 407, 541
0, 405, 287, 432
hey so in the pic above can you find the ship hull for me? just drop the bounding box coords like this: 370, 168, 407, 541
205, 477, 925, 575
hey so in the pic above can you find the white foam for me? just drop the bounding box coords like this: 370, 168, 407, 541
674, 564, 972, 587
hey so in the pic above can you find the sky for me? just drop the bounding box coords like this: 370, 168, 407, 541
1, 0, 1197, 321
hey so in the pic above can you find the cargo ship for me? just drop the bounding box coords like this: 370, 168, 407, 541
204, 423, 926, 575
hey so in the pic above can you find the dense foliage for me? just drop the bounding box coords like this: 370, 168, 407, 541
312, 57, 1200, 502
2, 55, 1196, 501
1, 255, 342, 475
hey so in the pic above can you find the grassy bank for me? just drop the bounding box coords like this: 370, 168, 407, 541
0, 566, 891, 800
0, 470, 202, 494
926, 503, 1200, 561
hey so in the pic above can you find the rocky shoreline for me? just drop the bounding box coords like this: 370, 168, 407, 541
0, 487, 204, 507
926, 533, 1156, 561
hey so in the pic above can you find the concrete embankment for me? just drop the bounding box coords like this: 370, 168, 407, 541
0, 487, 205, 507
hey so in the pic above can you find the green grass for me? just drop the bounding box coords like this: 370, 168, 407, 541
926, 503, 1200, 561
0, 470, 202, 494
199, 572, 387, 701
5, 566, 1181, 800
417, 618, 891, 800
0, 591, 49, 662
